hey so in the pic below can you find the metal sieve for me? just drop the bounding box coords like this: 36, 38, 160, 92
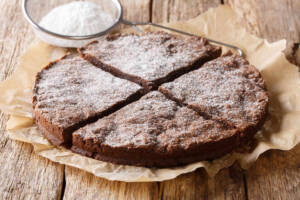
22, 0, 244, 56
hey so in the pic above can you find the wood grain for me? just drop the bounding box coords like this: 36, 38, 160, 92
245, 145, 300, 199
117, 0, 152, 30
119, 0, 151, 23
225, 0, 300, 66
152, 0, 220, 23
0, 136, 64, 200
159, 165, 246, 200
63, 167, 159, 200
0, 1, 65, 199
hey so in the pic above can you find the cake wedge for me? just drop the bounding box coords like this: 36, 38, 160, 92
78, 31, 221, 89
33, 54, 144, 146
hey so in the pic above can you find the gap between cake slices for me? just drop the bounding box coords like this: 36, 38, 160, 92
78, 31, 222, 90
158, 53, 269, 147
33, 54, 146, 147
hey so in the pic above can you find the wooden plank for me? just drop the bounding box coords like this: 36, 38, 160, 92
0, 0, 66, 199
119, 0, 151, 23
158, 170, 210, 200
225, 0, 300, 66
0, 131, 65, 200
152, 0, 220, 23
117, 0, 152, 30
225, 0, 300, 199
213, 164, 246, 200
63, 167, 159, 200
159, 164, 246, 200
245, 146, 300, 199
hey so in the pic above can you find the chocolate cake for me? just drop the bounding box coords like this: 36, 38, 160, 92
33, 32, 269, 168
33, 54, 144, 146
78, 31, 221, 89
159, 53, 269, 140
71, 91, 240, 167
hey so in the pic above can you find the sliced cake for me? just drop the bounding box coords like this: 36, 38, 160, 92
78, 31, 221, 89
33, 54, 144, 146
159, 54, 269, 140
71, 91, 240, 167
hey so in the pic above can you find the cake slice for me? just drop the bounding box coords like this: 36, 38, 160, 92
78, 31, 221, 89
71, 91, 240, 168
159, 54, 269, 139
33, 54, 144, 146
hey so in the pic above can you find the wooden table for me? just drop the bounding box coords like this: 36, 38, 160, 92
0, 0, 299, 199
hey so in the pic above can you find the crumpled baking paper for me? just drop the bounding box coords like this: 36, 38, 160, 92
1, 5, 300, 182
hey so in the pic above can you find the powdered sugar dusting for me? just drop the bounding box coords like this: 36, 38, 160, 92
160, 54, 269, 128
83, 32, 218, 82
34, 55, 141, 128
74, 91, 236, 150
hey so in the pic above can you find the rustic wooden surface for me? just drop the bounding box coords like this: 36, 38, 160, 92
225, 0, 300, 68
0, 1, 65, 200
0, 0, 299, 199
152, 0, 219, 23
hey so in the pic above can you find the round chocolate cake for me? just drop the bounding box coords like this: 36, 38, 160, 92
33, 32, 268, 168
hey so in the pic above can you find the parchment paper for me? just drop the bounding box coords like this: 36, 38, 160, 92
1, 5, 300, 182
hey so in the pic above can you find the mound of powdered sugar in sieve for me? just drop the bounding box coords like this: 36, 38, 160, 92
39, 1, 114, 36
37, 1, 114, 47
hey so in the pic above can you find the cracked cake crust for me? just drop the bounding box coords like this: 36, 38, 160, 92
33, 54, 144, 146
159, 53, 269, 143
78, 31, 221, 89
33, 32, 269, 168
71, 92, 241, 167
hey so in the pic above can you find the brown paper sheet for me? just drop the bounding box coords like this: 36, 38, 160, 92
1, 5, 300, 182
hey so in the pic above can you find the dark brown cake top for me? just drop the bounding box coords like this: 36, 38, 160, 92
159, 54, 269, 130
33, 55, 142, 129
73, 91, 237, 152
79, 32, 221, 82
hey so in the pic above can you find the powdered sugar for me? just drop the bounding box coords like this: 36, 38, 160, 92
39, 1, 114, 36
34, 55, 141, 128
82, 32, 219, 82
74, 91, 236, 149
160, 55, 269, 128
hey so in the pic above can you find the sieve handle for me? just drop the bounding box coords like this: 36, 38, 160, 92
121, 19, 244, 57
